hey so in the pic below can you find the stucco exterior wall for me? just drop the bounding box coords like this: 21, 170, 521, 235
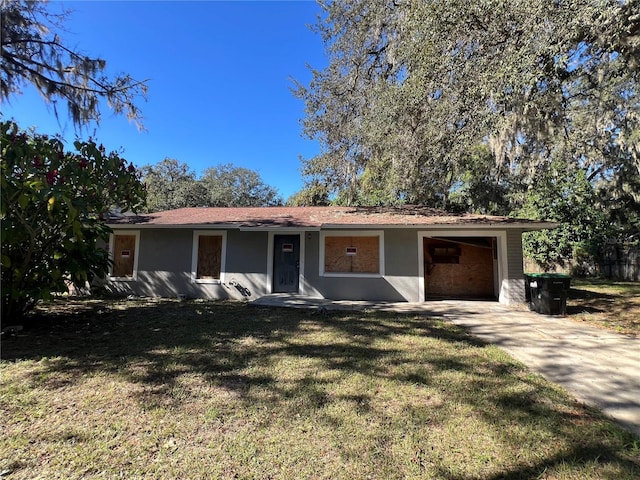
102, 228, 270, 301
302, 229, 418, 302
224, 230, 269, 299
101, 225, 528, 305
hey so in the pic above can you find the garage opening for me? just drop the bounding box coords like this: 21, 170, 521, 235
423, 237, 497, 300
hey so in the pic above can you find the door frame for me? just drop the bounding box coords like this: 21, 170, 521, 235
417, 230, 507, 302
266, 231, 305, 294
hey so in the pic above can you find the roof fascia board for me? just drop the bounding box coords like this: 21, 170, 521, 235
108, 223, 323, 231
108, 223, 242, 229
108, 221, 559, 231
516, 222, 560, 231
320, 222, 559, 230
238, 227, 321, 232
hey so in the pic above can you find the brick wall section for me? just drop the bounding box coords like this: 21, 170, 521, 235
424, 239, 495, 298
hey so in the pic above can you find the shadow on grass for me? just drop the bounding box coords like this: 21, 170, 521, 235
3, 298, 638, 478
434, 444, 637, 480
567, 286, 640, 334
566, 287, 615, 315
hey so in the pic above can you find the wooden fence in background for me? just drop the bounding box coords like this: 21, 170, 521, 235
598, 242, 639, 281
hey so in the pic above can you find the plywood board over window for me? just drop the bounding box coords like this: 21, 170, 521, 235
197, 235, 222, 279
192, 231, 226, 283
324, 236, 380, 274
112, 234, 137, 278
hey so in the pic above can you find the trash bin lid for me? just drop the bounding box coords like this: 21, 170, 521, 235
524, 273, 571, 278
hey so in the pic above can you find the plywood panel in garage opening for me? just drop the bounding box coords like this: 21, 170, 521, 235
423, 237, 495, 299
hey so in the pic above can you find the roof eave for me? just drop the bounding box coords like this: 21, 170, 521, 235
518, 222, 560, 231
108, 222, 244, 229
107, 221, 560, 231
108, 222, 323, 230
321, 222, 560, 230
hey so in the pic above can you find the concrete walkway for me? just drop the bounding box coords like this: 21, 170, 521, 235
252, 294, 640, 437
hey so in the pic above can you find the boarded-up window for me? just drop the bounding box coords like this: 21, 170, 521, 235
324, 236, 379, 274
196, 235, 223, 280
112, 234, 136, 278
430, 245, 461, 264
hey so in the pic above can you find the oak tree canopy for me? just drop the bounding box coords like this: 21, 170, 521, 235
294, 0, 639, 218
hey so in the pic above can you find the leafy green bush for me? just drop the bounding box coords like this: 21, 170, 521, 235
517, 161, 611, 271
1, 120, 145, 320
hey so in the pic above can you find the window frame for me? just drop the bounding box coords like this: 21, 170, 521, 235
319, 230, 385, 278
108, 230, 140, 281
191, 230, 227, 284
429, 245, 462, 264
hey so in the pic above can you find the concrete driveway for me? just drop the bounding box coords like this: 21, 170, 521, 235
253, 295, 640, 437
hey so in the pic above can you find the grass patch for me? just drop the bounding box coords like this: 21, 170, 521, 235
1, 298, 639, 479
567, 279, 640, 336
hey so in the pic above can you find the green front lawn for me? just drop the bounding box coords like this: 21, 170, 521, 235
1, 299, 638, 479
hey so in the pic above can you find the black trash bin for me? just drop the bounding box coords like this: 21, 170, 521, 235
524, 273, 571, 315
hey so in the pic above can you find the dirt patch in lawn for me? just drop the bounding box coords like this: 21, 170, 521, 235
566, 279, 640, 336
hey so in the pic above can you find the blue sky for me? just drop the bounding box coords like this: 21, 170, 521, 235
2, 0, 327, 200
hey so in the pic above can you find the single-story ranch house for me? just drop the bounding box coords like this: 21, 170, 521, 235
102, 206, 557, 305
